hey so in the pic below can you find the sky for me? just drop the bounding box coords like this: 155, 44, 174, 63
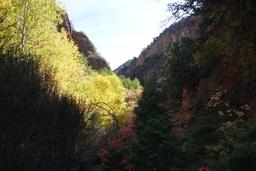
60, 0, 177, 70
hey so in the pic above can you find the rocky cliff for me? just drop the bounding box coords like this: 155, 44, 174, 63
60, 14, 110, 70
114, 16, 200, 83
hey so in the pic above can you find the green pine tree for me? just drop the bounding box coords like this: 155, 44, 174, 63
133, 82, 178, 170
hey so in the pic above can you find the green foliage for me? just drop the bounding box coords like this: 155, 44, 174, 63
178, 87, 256, 170
169, 0, 256, 83
119, 75, 142, 90
162, 38, 200, 99
156, 1, 256, 169
132, 83, 178, 170
219, 119, 256, 171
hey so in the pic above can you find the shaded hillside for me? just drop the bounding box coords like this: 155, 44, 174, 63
0, 1, 130, 169
105, 0, 256, 169
115, 16, 200, 83
60, 14, 110, 70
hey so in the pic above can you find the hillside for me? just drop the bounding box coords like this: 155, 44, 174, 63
60, 14, 110, 70
1, 0, 256, 170
115, 16, 200, 83
0, 1, 130, 170
106, 1, 256, 170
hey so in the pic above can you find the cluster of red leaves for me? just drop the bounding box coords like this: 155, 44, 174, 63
182, 88, 192, 111
199, 166, 210, 171
98, 149, 109, 163
99, 123, 136, 170
109, 138, 123, 149
109, 123, 136, 149
119, 123, 135, 140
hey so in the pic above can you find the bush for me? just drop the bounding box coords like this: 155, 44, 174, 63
119, 76, 141, 90
0, 52, 90, 170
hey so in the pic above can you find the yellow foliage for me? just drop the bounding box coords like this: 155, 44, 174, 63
0, 0, 128, 127
0, 0, 7, 5
82, 73, 127, 126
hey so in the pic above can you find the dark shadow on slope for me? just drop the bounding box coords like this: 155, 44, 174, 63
0, 51, 91, 171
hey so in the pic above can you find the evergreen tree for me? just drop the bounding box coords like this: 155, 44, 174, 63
162, 38, 199, 99
133, 82, 178, 170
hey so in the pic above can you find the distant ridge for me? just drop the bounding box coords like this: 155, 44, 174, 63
60, 13, 110, 70
114, 16, 200, 83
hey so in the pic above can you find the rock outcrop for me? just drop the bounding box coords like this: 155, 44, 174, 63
115, 16, 200, 84
59, 14, 110, 70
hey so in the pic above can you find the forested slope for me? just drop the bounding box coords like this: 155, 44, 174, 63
115, 16, 200, 84
0, 0, 140, 170
104, 0, 256, 170
1, 0, 256, 170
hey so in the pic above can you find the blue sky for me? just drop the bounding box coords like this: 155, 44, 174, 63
60, 0, 177, 69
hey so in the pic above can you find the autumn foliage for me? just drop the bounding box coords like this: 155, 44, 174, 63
99, 123, 135, 171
